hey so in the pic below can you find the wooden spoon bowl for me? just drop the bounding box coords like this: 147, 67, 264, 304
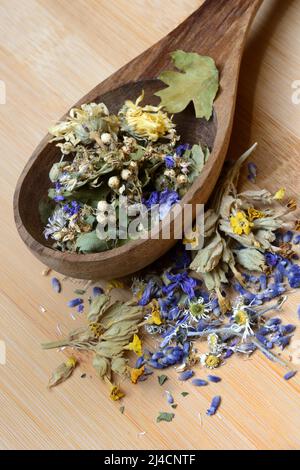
14, 0, 262, 280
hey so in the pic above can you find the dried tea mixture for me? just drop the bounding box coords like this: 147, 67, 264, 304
40, 50, 299, 422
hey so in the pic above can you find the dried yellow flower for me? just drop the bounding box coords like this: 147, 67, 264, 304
124, 334, 143, 356
273, 187, 285, 200
230, 211, 253, 235
130, 366, 145, 384
148, 300, 162, 325
110, 385, 125, 401
119, 91, 175, 142
247, 207, 265, 222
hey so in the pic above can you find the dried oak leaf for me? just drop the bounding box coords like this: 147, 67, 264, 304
155, 50, 219, 119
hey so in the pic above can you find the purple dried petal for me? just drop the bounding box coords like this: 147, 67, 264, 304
207, 395, 221, 416
77, 303, 84, 313
51, 277, 61, 293
165, 391, 174, 404
207, 375, 221, 383
247, 162, 257, 182
67, 298, 84, 308
178, 370, 194, 381
284, 370, 297, 380
282, 231, 293, 243
92, 286, 103, 297
192, 378, 208, 387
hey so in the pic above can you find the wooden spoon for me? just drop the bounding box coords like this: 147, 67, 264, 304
14, 0, 262, 280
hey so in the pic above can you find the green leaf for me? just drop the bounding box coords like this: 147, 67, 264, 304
181, 392, 189, 397
235, 248, 265, 272
155, 50, 219, 119
171, 404, 178, 409
156, 412, 175, 423
158, 374, 168, 386
75, 231, 108, 253
119, 406, 125, 414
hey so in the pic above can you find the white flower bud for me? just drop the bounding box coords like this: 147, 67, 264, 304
177, 174, 188, 185
107, 213, 116, 224
164, 169, 176, 178
97, 200, 109, 212
100, 132, 112, 144
121, 169, 132, 181
108, 176, 120, 190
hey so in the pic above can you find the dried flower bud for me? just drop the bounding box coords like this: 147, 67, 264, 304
100, 132, 112, 144
108, 176, 120, 190
48, 357, 77, 388
164, 169, 176, 178
121, 169, 132, 181
97, 200, 109, 212
177, 174, 188, 185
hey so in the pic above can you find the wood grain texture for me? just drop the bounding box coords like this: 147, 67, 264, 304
0, 0, 300, 450
13, 0, 262, 280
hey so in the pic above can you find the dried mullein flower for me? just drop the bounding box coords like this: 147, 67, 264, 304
48, 357, 77, 388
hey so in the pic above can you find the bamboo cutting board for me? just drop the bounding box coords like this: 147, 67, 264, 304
0, 0, 300, 450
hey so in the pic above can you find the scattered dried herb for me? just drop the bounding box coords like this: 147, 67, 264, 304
156, 412, 175, 423
158, 374, 168, 386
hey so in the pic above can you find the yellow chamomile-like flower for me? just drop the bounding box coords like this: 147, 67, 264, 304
201, 353, 221, 369
125, 334, 143, 356
233, 309, 249, 326
230, 211, 254, 236
120, 91, 175, 142
273, 187, 286, 200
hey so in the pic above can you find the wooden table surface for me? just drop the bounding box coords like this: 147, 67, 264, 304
1, 0, 300, 450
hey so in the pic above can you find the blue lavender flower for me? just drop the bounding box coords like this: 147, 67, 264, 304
207, 396, 221, 416
176, 144, 190, 156
192, 378, 208, 386
51, 277, 61, 293
139, 278, 160, 306
63, 200, 81, 217
287, 264, 300, 288
143, 191, 159, 209
282, 231, 293, 243
207, 375, 221, 383
77, 303, 84, 313
284, 370, 297, 380
265, 252, 279, 267
164, 155, 175, 168
135, 356, 145, 369
259, 274, 267, 291
293, 234, 300, 245
92, 286, 103, 297
67, 298, 84, 308
178, 370, 194, 381
163, 271, 197, 298
159, 189, 180, 220
166, 391, 174, 404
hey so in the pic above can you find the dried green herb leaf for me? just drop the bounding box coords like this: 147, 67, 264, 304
119, 406, 125, 414
156, 412, 175, 423
158, 374, 168, 386
74, 289, 86, 295
252, 217, 282, 231
190, 232, 223, 273
239, 189, 273, 202
75, 231, 108, 253
235, 248, 265, 272
155, 50, 219, 119
171, 404, 178, 409
48, 359, 76, 388
204, 209, 219, 238
111, 357, 128, 376
87, 293, 110, 323
93, 354, 111, 379
181, 392, 189, 397
255, 229, 276, 249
